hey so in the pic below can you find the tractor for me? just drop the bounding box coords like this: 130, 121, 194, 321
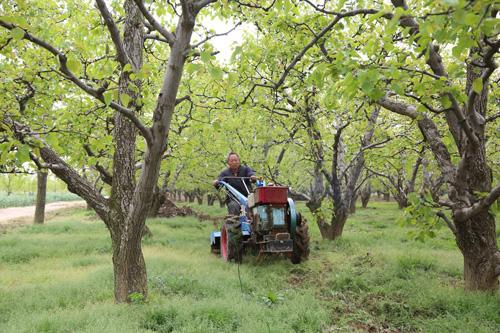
210, 178, 310, 264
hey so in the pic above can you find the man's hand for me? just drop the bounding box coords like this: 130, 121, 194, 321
212, 179, 219, 187
250, 175, 257, 183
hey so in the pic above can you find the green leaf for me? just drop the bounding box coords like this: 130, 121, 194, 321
441, 95, 452, 108
472, 78, 483, 94
66, 56, 81, 73
123, 63, 132, 73
120, 93, 131, 106
200, 50, 211, 63
16, 145, 30, 163
11, 27, 25, 41
464, 13, 478, 26
103, 92, 113, 106
207, 66, 223, 81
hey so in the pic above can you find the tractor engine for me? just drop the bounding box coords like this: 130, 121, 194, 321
248, 186, 294, 253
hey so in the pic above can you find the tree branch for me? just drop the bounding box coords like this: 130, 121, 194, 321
83, 144, 113, 185
391, 0, 480, 147
377, 95, 456, 184
133, 0, 175, 46
0, 20, 153, 146
194, 0, 219, 13
191, 21, 241, 49
274, 8, 388, 89
454, 184, 500, 222
437, 211, 457, 235
5, 117, 110, 222
95, 0, 129, 67
465, 38, 500, 121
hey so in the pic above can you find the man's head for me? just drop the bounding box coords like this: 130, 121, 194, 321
226, 152, 241, 172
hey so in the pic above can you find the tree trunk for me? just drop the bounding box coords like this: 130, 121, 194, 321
455, 209, 498, 291
111, 232, 147, 302
316, 208, 348, 240
349, 194, 357, 214
194, 189, 203, 205
360, 185, 371, 208
207, 193, 216, 206
105, 0, 146, 303
148, 186, 165, 217
393, 191, 409, 209
33, 170, 48, 224
383, 192, 390, 201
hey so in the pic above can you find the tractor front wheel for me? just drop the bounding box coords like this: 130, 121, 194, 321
291, 213, 310, 264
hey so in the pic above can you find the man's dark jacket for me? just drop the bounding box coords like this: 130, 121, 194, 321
217, 165, 255, 202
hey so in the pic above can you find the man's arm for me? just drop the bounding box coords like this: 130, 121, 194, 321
213, 169, 227, 187
245, 166, 257, 183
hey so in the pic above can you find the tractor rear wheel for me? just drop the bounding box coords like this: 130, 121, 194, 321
220, 222, 243, 262
291, 213, 310, 264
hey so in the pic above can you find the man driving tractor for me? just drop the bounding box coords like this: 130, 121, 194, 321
213, 152, 256, 215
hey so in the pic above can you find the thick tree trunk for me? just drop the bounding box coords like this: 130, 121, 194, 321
393, 191, 409, 209
316, 208, 348, 240
33, 170, 48, 224
455, 210, 498, 291
111, 232, 147, 302
383, 192, 390, 201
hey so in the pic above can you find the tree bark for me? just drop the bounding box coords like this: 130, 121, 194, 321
111, 231, 147, 302
148, 186, 165, 217
349, 193, 357, 214
33, 170, 48, 224
455, 210, 498, 291
207, 193, 216, 206
360, 184, 371, 208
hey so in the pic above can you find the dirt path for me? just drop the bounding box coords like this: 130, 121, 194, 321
0, 201, 86, 230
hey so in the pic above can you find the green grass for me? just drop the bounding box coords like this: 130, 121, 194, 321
0, 191, 80, 208
0, 202, 498, 332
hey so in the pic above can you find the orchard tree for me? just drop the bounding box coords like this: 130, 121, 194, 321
230, 0, 499, 290
1, 0, 219, 302
304, 0, 499, 290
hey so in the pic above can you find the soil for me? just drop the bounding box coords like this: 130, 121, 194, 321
0, 201, 86, 232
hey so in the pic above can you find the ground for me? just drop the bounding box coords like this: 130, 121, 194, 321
0, 201, 86, 232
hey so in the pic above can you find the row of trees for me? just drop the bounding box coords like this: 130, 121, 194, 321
1, 0, 498, 301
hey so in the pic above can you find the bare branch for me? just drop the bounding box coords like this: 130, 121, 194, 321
377, 95, 456, 183
133, 0, 175, 46
191, 22, 241, 49
95, 0, 129, 66
83, 144, 113, 185
437, 211, 457, 235
274, 8, 388, 89
231, 0, 276, 11
486, 112, 500, 123
378, 95, 418, 119
145, 34, 170, 43
175, 95, 191, 105
194, 0, 218, 12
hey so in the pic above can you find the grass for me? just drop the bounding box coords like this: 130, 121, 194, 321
0, 201, 498, 332
0, 191, 80, 208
